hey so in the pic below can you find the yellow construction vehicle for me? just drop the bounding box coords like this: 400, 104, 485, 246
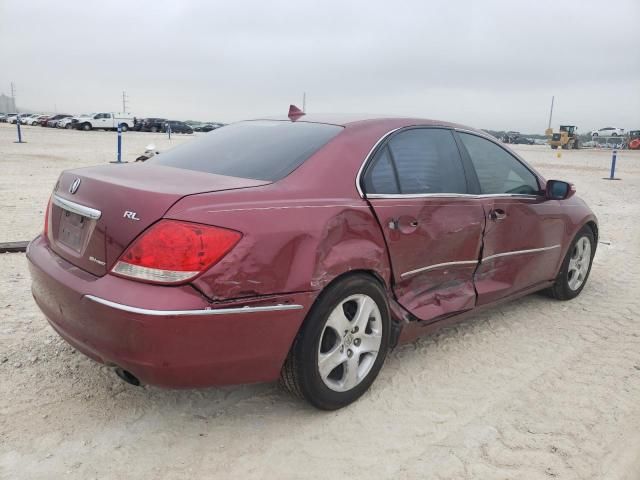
546, 125, 580, 149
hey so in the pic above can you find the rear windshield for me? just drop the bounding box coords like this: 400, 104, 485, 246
150, 120, 343, 181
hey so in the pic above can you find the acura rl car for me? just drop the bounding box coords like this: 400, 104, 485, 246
27, 111, 597, 410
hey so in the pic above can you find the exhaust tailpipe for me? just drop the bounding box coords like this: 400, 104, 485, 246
114, 367, 141, 387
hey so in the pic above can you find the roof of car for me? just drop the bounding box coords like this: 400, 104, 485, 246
254, 113, 482, 131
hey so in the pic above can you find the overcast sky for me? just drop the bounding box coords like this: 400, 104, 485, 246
1, 0, 638, 132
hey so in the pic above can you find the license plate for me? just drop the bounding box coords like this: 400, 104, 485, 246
59, 210, 87, 252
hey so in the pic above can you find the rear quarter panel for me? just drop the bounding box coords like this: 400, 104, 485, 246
166, 191, 391, 301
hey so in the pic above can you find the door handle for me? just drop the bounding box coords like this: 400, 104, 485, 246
388, 218, 419, 231
489, 209, 507, 221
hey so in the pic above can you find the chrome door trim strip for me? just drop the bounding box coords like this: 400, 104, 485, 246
366, 193, 540, 200
401, 260, 478, 278
355, 127, 403, 198
482, 244, 561, 262
52, 194, 102, 220
84, 294, 304, 316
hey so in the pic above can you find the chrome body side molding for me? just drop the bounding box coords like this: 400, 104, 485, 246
482, 244, 561, 262
401, 260, 478, 278
84, 294, 304, 316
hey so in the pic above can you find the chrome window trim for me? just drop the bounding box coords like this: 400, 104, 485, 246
355, 127, 403, 198
401, 260, 478, 278
355, 126, 543, 200
84, 294, 304, 316
52, 194, 102, 220
482, 244, 561, 262
366, 193, 540, 200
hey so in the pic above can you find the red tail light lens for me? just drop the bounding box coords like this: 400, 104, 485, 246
111, 220, 241, 284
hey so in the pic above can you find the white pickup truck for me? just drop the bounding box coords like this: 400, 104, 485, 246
74, 112, 136, 131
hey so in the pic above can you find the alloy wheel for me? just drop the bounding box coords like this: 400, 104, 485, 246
317, 294, 382, 392
567, 236, 591, 291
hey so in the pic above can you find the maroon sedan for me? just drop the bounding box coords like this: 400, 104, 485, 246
28, 113, 597, 409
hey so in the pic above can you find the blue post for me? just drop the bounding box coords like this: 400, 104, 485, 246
609, 150, 617, 179
117, 124, 122, 163
110, 124, 126, 163
14, 114, 25, 143
167, 123, 171, 140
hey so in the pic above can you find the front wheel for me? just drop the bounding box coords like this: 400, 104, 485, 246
82, 123, 91, 131
548, 226, 595, 300
120, 123, 128, 132
280, 274, 391, 410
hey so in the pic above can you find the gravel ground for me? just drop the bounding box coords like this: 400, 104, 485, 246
1, 123, 639, 479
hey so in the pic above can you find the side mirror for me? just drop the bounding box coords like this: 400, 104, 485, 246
545, 180, 575, 200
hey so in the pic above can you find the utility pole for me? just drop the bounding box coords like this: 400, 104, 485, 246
547, 95, 554, 129
10, 82, 17, 112
302, 92, 306, 112
122, 91, 128, 113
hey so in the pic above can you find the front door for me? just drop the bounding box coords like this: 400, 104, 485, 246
456, 131, 565, 305
362, 128, 485, 322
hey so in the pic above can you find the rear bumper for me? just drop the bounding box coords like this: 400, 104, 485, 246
27, 235, 316, 388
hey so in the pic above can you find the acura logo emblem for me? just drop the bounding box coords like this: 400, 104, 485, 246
69, 178, 81, 194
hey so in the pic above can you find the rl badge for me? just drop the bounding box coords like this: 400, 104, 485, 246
123, 211, 141, 221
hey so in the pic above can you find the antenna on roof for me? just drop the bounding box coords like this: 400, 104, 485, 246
288, 104, 305, 120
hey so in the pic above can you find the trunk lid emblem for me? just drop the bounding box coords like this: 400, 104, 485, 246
69, 178, 81, 194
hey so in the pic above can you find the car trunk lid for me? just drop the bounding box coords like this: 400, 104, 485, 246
47, 164, 269, 276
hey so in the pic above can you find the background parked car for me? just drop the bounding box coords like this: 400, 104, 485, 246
139, 118, 168, 133
164, 120, 193, 134
20, 114, 39, 125
74, 112, 136, 131
193, 123, 220, 132
29, 114, 48, 126
591, 127, 624, 137
512, 136, 535, 145
45, 114, 72, 127
57, 117, 76, 129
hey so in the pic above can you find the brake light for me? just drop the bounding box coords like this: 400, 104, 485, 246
43, 196, 52, 237
111, 220, 241, 284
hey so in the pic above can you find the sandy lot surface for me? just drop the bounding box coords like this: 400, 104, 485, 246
1, 123, 640, 479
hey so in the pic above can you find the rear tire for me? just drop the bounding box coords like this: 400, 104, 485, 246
551, 145, 558, 149
151, 126, 158, 133
82, 123, 91, 131
120, 124, 128, 132
548, 226, 595, 300
280, 274, 391, 410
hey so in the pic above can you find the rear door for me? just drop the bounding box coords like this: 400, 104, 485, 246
362, 128, 485, 322
456, 131, 565, 305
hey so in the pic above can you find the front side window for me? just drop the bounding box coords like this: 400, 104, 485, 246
363, 128, 468, 195
458, 133, 540, 195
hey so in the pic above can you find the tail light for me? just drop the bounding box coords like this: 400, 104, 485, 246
111, 220, 241, 284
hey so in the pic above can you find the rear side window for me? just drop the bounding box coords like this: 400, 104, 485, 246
458, 133, 540, 195
151, 120, 343, 181
363, 128, 467, 194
